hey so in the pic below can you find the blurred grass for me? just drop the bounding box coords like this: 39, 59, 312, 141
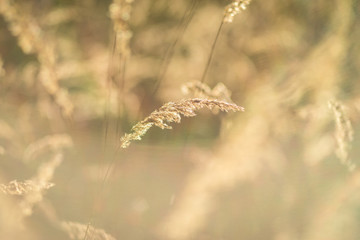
1, 0, 360, 239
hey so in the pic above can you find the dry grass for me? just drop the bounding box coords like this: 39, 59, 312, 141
61, 221, 116, 240
120, 98, 243, 148
182, 81, 234, 103
328, 100, 354, 171
223, 0, 252, 23
109, 0, 134, 57
0, 0, 74, 118
0, 180, 54, 195
20, 152, 63, 216
23, 134, 73, 162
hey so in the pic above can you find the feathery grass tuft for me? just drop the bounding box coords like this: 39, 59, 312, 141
0, 0, 74, 117
23, 134, 73, 162
328, 100, 355, 171
20, 153, 63, 216
182, 81, 234, 103
120, 98, 244, 148
223, 0, 252, 23
109, 0, 134, 57
0, 180, 54, 195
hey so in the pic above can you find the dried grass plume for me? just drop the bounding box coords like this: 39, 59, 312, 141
0, 180, 54, 195
23, 134, 73, 162
0, 0, 74, 117
223, 0, 253, 23
109, 0, 134, 57
328, 100, 355, 171
182, 81, 234, 103
120, 98, 244, 148
20, 153, 63, 216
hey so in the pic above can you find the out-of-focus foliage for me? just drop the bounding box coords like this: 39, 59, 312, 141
0, 0, 360, 239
